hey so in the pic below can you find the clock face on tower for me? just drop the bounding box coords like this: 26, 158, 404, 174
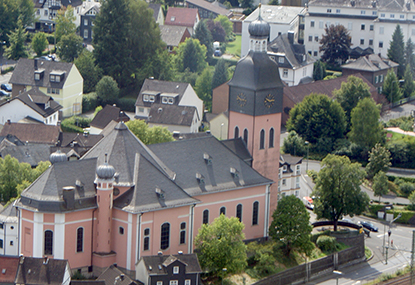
236, 93, 247, 107
264, 94, 275, 108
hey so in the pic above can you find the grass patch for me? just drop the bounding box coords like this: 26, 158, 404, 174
365, 246, 372, 259
365, 266, 410, 285
226, 35, 241, 57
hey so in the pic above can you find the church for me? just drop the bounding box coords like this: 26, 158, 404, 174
13, 11, 284, 277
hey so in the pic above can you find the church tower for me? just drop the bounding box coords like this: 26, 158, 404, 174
227, 7, 283, 227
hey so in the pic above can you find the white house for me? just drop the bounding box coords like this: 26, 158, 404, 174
279, 154, 303, 199
0, 88, 61, 125
305, 0, 415, 59
135, 79, 204, 133
241, 5, 306, 57
0, 204, 19, 256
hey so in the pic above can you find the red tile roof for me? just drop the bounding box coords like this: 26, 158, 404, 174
0, 122, 61, 145
165, 7, 199, 27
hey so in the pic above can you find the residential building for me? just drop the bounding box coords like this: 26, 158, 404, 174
342, 54, 398, 93
0, 143, 51, 167
268, 32, 316, 86
79, 0, 101, 43
241, 5, 306, 57
164, 7, 200, 35
160, 25, 191, 52
305, 0, 415, 59
97, 265, 139, 285
33, 0, 82, 32
149, 3, 165, 25
135, 79, 203, 133
0, 204, 18, 256
279, 154, 302, 198
9, 58, 83, 117
136, 254, 202, 285
0, 121, 61, 145
89, 104, 130, 135
205, 111, 228, 140
185, 0, 231, 19
0, 88, 61, 125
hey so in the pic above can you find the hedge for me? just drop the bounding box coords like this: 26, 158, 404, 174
61, 116, 92, 133
311, 230, 331, 243
386, 210, 415, 224
117, 97, 136, 112
316, 235, 337, 252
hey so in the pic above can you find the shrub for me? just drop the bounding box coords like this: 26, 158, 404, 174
82, 92, 99, 113
61, 116, 92, 133
385, 210, 415, 224
399, 182, 415, 196
311, 230, 331, 243
308, 170, 318, 183
117, 97, 136, 112
316, 235, 337, 252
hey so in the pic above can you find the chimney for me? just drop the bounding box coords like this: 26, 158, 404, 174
120, 274, 125, 281
7, 119, 11, 125
62, 186, 75, 209
158, 251, 163, 255
287, 31, 294, 45
43, 256, 49, 265
351, 0, 355, 6
178, 251, 183, 255
34, 58, 38, 70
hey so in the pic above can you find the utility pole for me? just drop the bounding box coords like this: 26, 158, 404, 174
385, 213, 401, 265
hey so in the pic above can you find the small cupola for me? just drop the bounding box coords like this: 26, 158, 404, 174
96, 154, 115, 180
49, 149, 67, 164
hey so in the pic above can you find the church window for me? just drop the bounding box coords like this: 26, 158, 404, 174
144, 228, 150, 250
236, 204, 242, 222
44, 230, 53, 255
180, 222, 186, 244
220, 207, 226, 215
259, 129, 265, 149
243, 129, 248, 145
234, 126, 239, 138
252, 201, 259, 225
269, 128, 274, 148
203, 209, 209, 224
119, 226, 124, 235
77, 227, 83, 252
160, 223, 170, 250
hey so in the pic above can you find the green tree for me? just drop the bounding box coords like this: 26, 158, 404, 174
286, 93, 346, 144
348, 98, 383, 149
56, 33, 83, 62
0, 0, 19, 52
382, 69, 402, 103
95, 76, 119, 105
403, 65, 415, 98
195, 215, 247, 277
17, 0, 35, 28
93, 0, 164, 89
214, 15, 233, 40
31, 32, 48, 57
319, 24, 351, 66
206, 19, 226, 43
282, 130, 306, 156
405, 38, 415, 73
313, 154, 369, 231
135, 49, 174, 83
212, 58, 228, 89
5, 19, 28, 60
409, 190, 415, 209
373, 171, 389, 202
269, 195, 313, 256
387, 24, 405, 78
313, 60, 326, 81
174, 38, 207, 73
268, 0, 279, 5
74, 49, 102, 93
195, 68, 212, 111
194, 20, 213, 58
238, 0, 253, 8
333, 75, 371, 129
366, 143, 392, 179
55, 6, 77, 43
125, 120, 173, 145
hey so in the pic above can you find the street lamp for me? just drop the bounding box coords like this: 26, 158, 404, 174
333, 270, 342, 285
305, 141, 309, 174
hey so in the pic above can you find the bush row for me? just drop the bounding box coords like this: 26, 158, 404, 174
82, 93, 136, 113
61, 116, 92, 133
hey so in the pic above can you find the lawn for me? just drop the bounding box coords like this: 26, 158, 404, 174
386, 130, 415, 142
226, 35, 241, 58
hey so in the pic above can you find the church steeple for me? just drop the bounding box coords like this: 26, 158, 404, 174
248, 4, 270, 52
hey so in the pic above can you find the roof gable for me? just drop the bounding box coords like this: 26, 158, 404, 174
135, 79, 190, 107
90, 104, 130, 130
342, 54, 399, 72
141, 254, 202, 275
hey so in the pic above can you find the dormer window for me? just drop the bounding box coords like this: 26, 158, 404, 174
173, 266, 179, 274
149, 95, 155, 102
34, 70, 44, 80
35, 73, 40, 80
50, 71, 64, 83
143, 95, 149, 102
171, 16, 175, 21
162, 97, 168, 104
45, 101, 50, 109
283, 165, 287, 171
50, 75, 56, 82
278, 57, 284, 63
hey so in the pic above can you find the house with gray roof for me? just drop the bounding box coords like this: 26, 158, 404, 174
97, 265, 139, 285
0, 204, 19, 256
135, 254, 202, 285
79, 0, 101, 43
135, 79, 203, 133
0, 143, 51, 167
279, 154, 303, 198
160, 25, 191, 52
0, 121, 61, 145
149, 3, 165, 25
89, 104, 130, 135
0, 88, 61, 125
185, 0, 231, 19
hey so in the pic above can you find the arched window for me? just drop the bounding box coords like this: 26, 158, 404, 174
234, 126, 239, 139
259, 129, 265, 149
143, 228, 150, 251
203, 209, 209, 224
236, 204, 242, 222
252, 202, 259, 225
76, 228, 83, 252
220, 207, 226, 216
44, 230, 53, 255
243, 129, 248, 145
180, 222, 186, 244
269, 128, 274, 148
160, 223, 170, 250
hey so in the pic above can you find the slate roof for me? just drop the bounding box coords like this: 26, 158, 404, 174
135, 79, 190, 107
97, 265, 139, 285
172, 132, 211, 140
0, 122, 61, 145
148, 104, 197, 126
148, 3, 162, 21
71, 281, 106, 285
268, 33, 316, 69
221, 137, 253, 165
90, 104, 130, 130
14, 257, 69, 285
16, 158, 98, 212
342, 54, 399, 72
9, 58, 73, 89
165, 7, 199, 28
0, 143, 51, 167
245, 5, 305, 24
149, 136, 273, 196
160, 25, 189, 47
185, 0, 230, 16
0, 134, 24, 146
281, 154, 303, 166
141, 254, 202, 275
79, 1, 101, 15
58, 132, 103, 148
0, 256, 19, 284
0, 203, 18, 223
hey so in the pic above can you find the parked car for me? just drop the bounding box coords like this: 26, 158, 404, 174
359, 221, 378, 232
1, 83, 11, 92
214, 49, 221, 57
0, 90, 10, 97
